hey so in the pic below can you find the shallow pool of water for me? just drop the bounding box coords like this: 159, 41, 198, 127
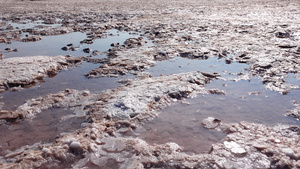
0, 108, 83, 156
0, 29, 142, 58
139, 56, 300, 154
147, 56, 247, 78
0, 29, 139, 110
0, 20, 299, 158
137, 79, 300, 154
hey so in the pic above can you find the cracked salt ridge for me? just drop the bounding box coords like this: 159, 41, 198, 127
0, 108, 84, 156
140, 57, 300, 154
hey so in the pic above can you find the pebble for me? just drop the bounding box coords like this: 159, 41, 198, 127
70, 141, 82, 150
83, 48, 91, 53
224, 141, 247, 155
202, 117, 221, 129
61, 46, 68, 51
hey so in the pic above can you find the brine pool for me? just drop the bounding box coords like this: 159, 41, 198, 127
0, 21, 299, 155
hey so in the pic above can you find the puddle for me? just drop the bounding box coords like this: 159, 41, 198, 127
147, 56, 247, 78
0, 62, 127, 110
286, 73, 300, 87
0, 108, 83, 156
0, 28, 144, 58
137, 79, 300, 154
139, 57, 300, 154
0, 29, 141, 110
0, 32, 87, 58
137, 113, 226, 154
0, 28, 145, 154
0, 19, 299, 161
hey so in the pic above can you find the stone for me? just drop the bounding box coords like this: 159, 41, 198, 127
224, 141, 247, 155
22, 36, 42, 42
275, 32, 290, 38
83, 48, 91, 53
0, 56, 80, 92
278, 44, 297, 48
61, 46, 68, 51
202, 117, 221, 129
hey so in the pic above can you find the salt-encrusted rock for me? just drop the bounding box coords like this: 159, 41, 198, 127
0, 56, 81, 92
224, 141, 247, 155
202, 117, 221, 129
286, 101, 300, 120
2, 71, 217, 121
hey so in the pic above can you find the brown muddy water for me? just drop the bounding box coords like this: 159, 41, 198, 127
0, 21, 300, 156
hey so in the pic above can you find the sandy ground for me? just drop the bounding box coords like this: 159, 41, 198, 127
0, 0, 299, 168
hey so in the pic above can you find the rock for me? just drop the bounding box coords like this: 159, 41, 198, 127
83, 48, 91, 53
22, 36, 42, 42
225, 58, 232, 64
92, 50, 100, 56
275, 32, 290, 38
69, 47, 78, 51
111, 43, 120, 47
0, 56, 79, 92
0, 110, 23, 122
286, 102, 300, 121
280, 148, 295, 158
70, 141, 82, 150
201, 72, 219, 78
248, 91, 261, 95
69, 141, 83, 155
253, 143, 269, 150
0, 38, 6, 43
4, 48, 11, 51
80, 39, 93, 44
179, 51, 209, 60
202, 117, 221, 129
208, 89, 225, 95
124, 37, 144, 48
278, 44, 297, 48
257, 62, 272, 69
61, 46, 68, 51
168, 91, 190, 100
224, 141, 247, 155
42, 148, 51, 154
